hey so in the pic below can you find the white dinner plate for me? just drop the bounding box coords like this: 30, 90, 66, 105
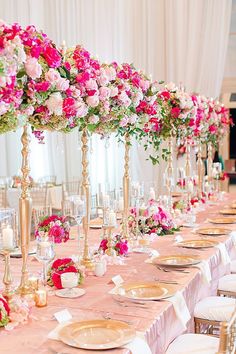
55, 288, 86, 298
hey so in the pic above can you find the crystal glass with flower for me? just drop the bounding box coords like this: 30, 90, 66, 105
36, 232, 55, 286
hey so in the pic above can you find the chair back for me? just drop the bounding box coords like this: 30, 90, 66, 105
32, 205, 52, 231
217, 307, 236, 354
62, 180, 81, 200
30, 186, 48, 208
91, 194, 99, 218
38, 175, 56, 186
0, 187, 7, 208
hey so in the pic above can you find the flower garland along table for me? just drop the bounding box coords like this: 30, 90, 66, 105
0, 193, 236, 353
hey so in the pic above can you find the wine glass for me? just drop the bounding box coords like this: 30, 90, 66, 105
60, 272, 79, 297
69, 195, 86, 256
36, 235, 55, 286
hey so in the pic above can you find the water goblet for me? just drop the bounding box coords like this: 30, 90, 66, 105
36, 235, 55, 286
69, 195, 86, 256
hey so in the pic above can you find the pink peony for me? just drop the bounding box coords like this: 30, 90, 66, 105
99, 86, 110, 101
85, 79, 98, 91
48, 225, 65, 243
25, 56, 42, 79
63, 97, 77, 117
35, 81, 51, 92
209, 124, 217, 134
115, 241, 128, 255
45, 68, 61, 83
89, 114, 99, 124
99, 239, 108, 252
56, 77, 69, 91
75, 101, 88, 118
110, 86, 119, 97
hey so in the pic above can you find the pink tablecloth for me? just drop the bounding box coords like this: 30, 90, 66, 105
1, 194, 236, 354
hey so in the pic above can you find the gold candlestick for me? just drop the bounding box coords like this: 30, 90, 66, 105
197, 141, 204, 198
17, 125, 32, 295
122, 133, 130, 239
2, 250, 13, 299
105, 226, 116, 257
80, 128, 93, 269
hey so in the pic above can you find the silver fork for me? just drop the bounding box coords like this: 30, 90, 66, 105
102, 313, 133, 324
112, 295, 148, 308
156, 266, 190, 273
154, 278, 179, 285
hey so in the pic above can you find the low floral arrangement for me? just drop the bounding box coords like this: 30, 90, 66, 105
173, 200, 186, 212
47, 258, 84, 289
35, 215, 70, 243
99, 234, 128, 256
0, 295, 10, 327
213, 172, 228, 181
128, 202, 178, 236
0, 294, 30, 330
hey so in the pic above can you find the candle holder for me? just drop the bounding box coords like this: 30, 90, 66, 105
80, 128, 94, 270
185, 140, 192, 210
122, 133, 130, 239
35, 288, 48, 307
105, 226, 117, 257
207, 143, 213, 185
165, 136, 174, 211
1, 249, 14, 300
17, 125, 32, 296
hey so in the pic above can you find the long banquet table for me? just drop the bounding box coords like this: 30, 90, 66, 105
1, 193, 236, 354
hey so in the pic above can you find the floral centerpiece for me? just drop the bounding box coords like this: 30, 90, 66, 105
47, 258, 84, 289
0, 295, 10, 327
35, 215, 70, 243
0, 21, 27, 133
99, 234, 128, 256
128, 202, 178, 236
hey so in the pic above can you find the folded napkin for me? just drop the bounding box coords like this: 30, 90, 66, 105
230, 231, 236, 247
48, 321, 152, 354
144, 250, 160, 264
194, 261, 212, 284
167, 291, 191, 330
215, 243, 231, 265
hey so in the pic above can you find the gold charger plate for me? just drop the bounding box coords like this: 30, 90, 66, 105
231, 204, 236, 209
196, 227, 231, 236
117, 281, 175, 301
152, 254, 200, 267
220, 209, 236, 215
58, 320, 135, 350
208, 217, 236, 224
177, 239, 219, 249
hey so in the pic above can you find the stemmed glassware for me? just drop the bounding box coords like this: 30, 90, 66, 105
69, 195, 86, 256
36, 235, 55, 286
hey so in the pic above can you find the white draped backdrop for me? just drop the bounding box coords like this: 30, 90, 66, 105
0, 0, 232, 194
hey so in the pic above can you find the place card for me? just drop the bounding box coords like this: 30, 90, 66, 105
111, 275, 124, 287
53, 309, 72, 324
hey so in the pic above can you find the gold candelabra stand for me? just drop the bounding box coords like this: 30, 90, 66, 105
185, 139, 192, 208
207, 143, 213, 183
166, 136, 174, 209
122, 133, 130, 239
197, 141, 204, 199
17, 125, 32, 295
80, 128, 93, 269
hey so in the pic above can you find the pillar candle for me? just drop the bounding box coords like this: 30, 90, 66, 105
35, 289, 47, 307
108, 210, 117, 227
2, 225, 14, 250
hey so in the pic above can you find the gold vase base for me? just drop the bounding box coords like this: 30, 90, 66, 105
81, 258, 94, 271
15, 284, 32, 297
105, 248, 117, 257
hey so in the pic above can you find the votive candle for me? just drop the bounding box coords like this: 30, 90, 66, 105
35, 289, 47, 307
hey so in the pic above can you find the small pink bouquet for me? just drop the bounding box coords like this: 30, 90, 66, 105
0, 295, 10, 327
129, 202, 178, 236
35, 215, 70, 243
47, 258, 84, 289
0, 294, 31, 330
99, 234, 128, 256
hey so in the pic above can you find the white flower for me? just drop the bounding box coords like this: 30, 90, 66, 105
46, 92, 63, 116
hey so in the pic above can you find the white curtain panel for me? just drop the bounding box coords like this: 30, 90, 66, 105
0, 0, 232, 193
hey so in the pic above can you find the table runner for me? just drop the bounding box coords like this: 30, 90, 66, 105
0, 194, 236, 354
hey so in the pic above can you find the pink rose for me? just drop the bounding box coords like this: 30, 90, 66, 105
103, 66, 116, 81
0, 76, 6, 87
209, 124, 217, 134
120, 116, 129, 127
98, 72, 109, 86
25, 56, 42, 79
118, 91, 131, 107
171, 107, 181, 118
85, 79, 98, 91
56, 78, 69, 91
45, 68, 61, 83
140, 79, 150, 92
35, 81, 51, 92
99, 86, 110, 101
43, 45, 61, 68
86, 95, 99, 107
0, 102, 9, 115
99, 239, 108, 252
75, 101, 88, 117
129, 114, 137, 124
63, 97, 77, 117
